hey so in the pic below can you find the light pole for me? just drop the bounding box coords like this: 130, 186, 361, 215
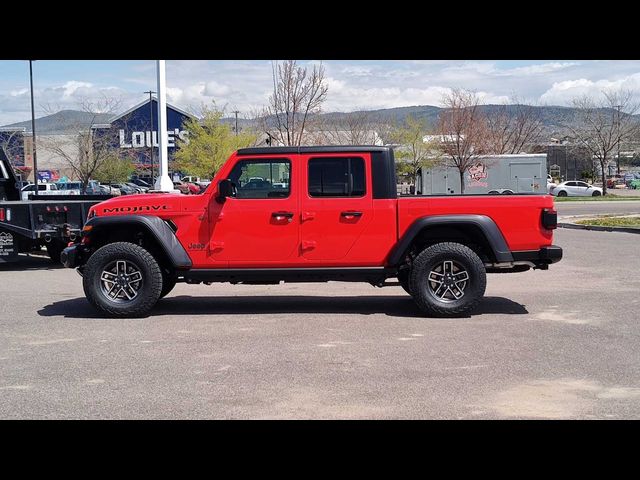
29, 60, 38, 194
232, 110, 240, 136
616, 105, 622, 175
144, 90, 156, 183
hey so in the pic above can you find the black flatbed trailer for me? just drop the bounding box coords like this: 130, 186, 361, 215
0, 156, 109, 263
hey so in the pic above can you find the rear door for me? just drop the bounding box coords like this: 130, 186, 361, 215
299, 153, 373, 261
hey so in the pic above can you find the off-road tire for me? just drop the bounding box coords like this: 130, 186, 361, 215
82, 242, 163, 317
160, 271, 177, 298
409, 242, 486, 317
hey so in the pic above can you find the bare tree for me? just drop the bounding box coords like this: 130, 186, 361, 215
267, 60, 329, 146
0, 128, 26, 167
484, 99, 545, 154
563, 89, 640, 195
437, 89, 488, 193
39, 96, 123, 192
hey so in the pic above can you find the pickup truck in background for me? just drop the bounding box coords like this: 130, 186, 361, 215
0, 155, 110, 263
61, 146, 562, 318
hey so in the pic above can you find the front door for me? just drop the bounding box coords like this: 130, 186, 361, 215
210, 157, 298, 266
299, 154, 372, 262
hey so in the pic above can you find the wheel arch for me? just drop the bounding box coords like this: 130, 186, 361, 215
83, 215, 192, 270
387, 215, 514, 266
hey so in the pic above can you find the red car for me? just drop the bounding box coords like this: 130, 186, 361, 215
62, 146, 561, 317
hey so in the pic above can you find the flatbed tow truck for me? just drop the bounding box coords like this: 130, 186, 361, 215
0, 154, 110, 263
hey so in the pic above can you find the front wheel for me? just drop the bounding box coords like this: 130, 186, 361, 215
592, 190, 601, 196
409, 242, 486, 317
82, 242, 163, 317
557, 190, 568, 197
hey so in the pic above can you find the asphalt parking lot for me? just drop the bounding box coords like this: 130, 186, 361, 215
1, 228, 639, 419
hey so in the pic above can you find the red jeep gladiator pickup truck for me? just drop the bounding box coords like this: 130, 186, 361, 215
61, 146, 561, 317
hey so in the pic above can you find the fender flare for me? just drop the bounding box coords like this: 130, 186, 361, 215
84, 215, 192, 269
387, 214, 514, 266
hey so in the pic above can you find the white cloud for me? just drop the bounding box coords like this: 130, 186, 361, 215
540, 73, 640, 105
503, 62, 579, 76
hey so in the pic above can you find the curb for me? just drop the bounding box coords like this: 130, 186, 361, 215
558, 222, 640, 234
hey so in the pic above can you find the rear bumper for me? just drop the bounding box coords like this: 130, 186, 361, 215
511, 245, 563, 268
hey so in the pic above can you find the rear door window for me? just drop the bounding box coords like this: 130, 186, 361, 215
308, 157, 365, 197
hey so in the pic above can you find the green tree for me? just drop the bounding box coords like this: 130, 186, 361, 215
93, 155, 134, 184
174, 106, 257, 178
390, 116, 439, 187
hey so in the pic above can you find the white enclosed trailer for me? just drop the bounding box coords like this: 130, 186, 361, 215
417, 154, 547, 195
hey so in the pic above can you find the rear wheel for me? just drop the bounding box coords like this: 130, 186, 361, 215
409, 242, 486, 317
82, 242, 163, 317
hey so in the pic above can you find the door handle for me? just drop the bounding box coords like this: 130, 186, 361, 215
271, 211, 294, 222
340, 211, 363, 218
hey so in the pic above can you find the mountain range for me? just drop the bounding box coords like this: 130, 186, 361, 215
1, 104, 629, 138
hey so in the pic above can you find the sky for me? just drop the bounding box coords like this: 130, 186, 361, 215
1, 60, 640, 125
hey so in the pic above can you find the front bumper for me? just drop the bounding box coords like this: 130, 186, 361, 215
511, 245, 563, 268
60, 244, 87, 268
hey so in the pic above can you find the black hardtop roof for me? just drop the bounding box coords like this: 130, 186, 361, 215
237, 145, 392, 156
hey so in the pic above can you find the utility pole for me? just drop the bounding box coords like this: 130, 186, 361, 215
232, 110, 240, 136
616, 105, 621, 175
29, 60, 38, 194
144, 90, 156, 183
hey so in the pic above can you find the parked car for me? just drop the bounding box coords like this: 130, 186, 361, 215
547, 174, 557, 194
173, 181, 191, 194
182, 176, 204, 184
109, 183, 137, 195
630, 179, 640, 190
550, 181, 603, 197
130, 178, 152, 189
20, 182, 59, 200
55, 181, 82, 195
606, 175, 625, 189
99, 184, 121, 196
125, 182, 148, 194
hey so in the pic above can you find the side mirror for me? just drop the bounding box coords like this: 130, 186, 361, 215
216, 179, 235, 202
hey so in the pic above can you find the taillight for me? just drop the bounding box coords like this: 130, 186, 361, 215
542, 208, 557, 230
0, 208, 4, 221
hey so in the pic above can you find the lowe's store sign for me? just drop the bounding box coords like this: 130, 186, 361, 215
118, 128, 190, 149
102, 98, 194, 163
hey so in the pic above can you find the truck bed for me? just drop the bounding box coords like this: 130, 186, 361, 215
397, 194, 555, 252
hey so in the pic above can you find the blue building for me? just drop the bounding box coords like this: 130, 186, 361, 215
93, 98, 196, 171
